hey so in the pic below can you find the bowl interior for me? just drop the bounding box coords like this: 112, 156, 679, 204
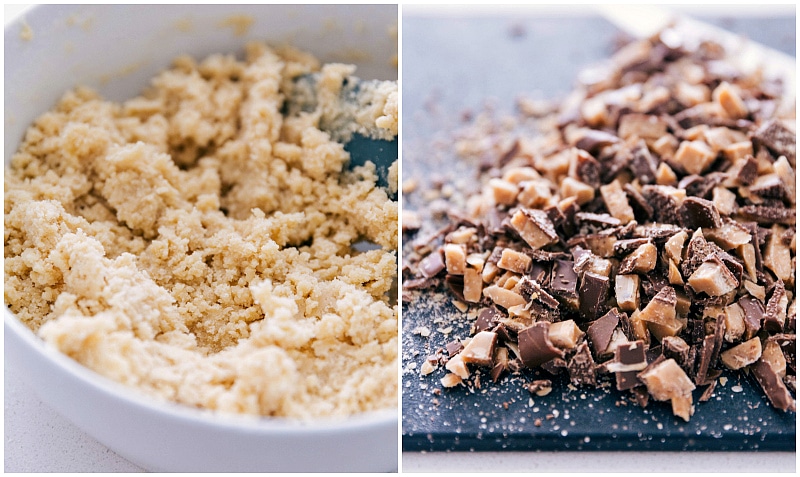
4, 4, 398, 471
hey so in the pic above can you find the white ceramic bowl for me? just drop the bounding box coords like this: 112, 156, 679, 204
4, 4, 398, 472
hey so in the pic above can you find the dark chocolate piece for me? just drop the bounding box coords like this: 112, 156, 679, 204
629, 139, 659, 184
518, 322, 565, 368
613, 238, 652, 256
574, 212, 622, 231
699, 380, 718, 402
735, 155, 759, 186
541, 357, 568, 375
518, 276, 560, 310
587, 308, 621, 356
624, 183, 654, 220
613, 340, 647, 391
679, 197, 723, 229
764, 280, 786, 333
573, 150, 602, 189
642, 185, 681, 225
662, 336, 691, 371
528, 262, 551, 285
738, 205, 796, 226
579, 272, 610, 321
567, 342, 597, 386
550, 260, 579, 309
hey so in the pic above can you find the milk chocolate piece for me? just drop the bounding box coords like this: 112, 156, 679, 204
419, 250, 446, 278
446, 340, 464, 357
575, 129, 620, 154
753, 119, 796, 166
679, 197, 723, 230
752, 355, 797, 412
475, 307, 502, 333
568, 341, 597, 386
579, 272, 609, 320
518, 322, 565, 368
738, 296, 764, 340
587, 308, 621, 356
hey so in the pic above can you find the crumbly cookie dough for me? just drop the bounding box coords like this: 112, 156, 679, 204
4, 42, 398, 419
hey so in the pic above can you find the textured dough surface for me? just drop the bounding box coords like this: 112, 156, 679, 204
4, 43, 398, 419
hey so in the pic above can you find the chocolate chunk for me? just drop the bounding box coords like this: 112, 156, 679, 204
613, 238, 652, 256
575, 129, 620, 154
642, 185, 681, 225
699, 380, 718, 402
418, 250, 446, 278
528, 261, 551, 284
518, 276, 560, 310
662, 336, 691, 371
752, 357, 797, 412
753, 119, 796, 166
734, 155, 759, 186
445, 340, 464, 357
587, 308, 621, 356
579, 272, 610, 320
624, 183, 654, 220
550, 260, 579, 309
628, 139, 659, 184
679, 197, 723, 230
738, 205, 796, 226
609, 340, 647, 391
749, 173, 787, 200
681, 231, 723, 279
573, 149, 602, 189
476, 307, 503, 333
574, 212, 622, 231
764, 280, 786, 333
541, 358, 568, 376
738, 295, 765, 340
518, 322, 565, 368
567, 342, 597, 386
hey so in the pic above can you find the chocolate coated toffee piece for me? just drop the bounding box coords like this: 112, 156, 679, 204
404, 29, 796, 421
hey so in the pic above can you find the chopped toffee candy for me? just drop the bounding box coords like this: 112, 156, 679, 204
720, 337, 762, 370
460, 331, 498, 367
406, 27, 796, 421
638, 358, 696, 422
687, 255, 739, 297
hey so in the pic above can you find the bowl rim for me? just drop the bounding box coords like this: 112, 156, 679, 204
4, 3, 398, 437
